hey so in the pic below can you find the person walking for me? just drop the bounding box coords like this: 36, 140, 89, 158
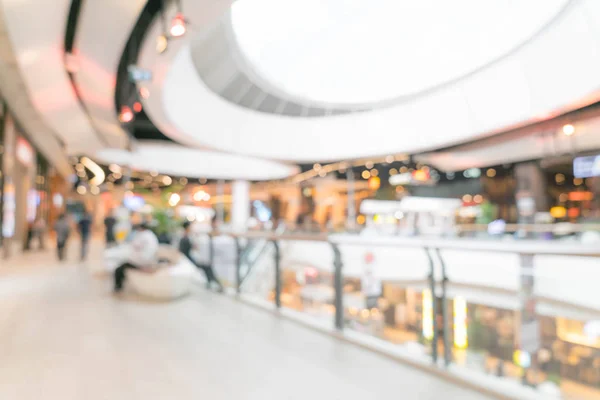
32, 216, 47, 250
54, 214, 71, 261
78, 211, 92, 261
179, 221, 223, 292
103, 210, 117, 247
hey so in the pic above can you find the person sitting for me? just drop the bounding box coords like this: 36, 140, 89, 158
113, 223, 159, 293
179, 221, 223, 292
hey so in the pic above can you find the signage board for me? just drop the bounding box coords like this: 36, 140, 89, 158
16, 137, 34, 166
127, 65, 152, 82
573, 155, 600, 178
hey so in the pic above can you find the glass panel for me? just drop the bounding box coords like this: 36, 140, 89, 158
239, 240, 276, 306
337, 243, 433, 362
277, 239, 335, 328
210, 234, 240, 290
443, 249, 600, 400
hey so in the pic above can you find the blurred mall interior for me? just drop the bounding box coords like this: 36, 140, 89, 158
1, 0, 600, 399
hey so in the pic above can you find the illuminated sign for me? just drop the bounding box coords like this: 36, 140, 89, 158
2, 181, 15, 238
127, 65, 153, 82
573, 155, 600, 178
388, 169, 435, 186
568, 191, 593, 201
422, 289, 434, 340
453, 296, 468, 349
123, 195, 145, 211
16, 137, 34, 166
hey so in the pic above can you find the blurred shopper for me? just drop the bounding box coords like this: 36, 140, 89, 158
180, 221, 223, 292
104, 210, 117, 247
23, 220, 34, 251
113, 223, 159, 293
78, 210, 92, 261
33, 216, 47, 250
54, 214, 71, 261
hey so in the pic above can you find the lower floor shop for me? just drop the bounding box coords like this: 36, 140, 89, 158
248, 265, 600, 400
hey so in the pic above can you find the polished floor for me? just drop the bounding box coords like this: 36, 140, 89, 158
0, 244, 493, 400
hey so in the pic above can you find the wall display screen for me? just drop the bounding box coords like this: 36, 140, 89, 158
2, 181, 15, 238
573, 155, 600, 178
26, 189, 38, 222
123, 195, 145, 211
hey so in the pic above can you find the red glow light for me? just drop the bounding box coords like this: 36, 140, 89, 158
170, 14, 186, 37
119, 106, 134, 123
133, 102, 142, 113
305, 267, 318, 278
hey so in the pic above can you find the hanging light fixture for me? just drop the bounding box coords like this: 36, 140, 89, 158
170, 13, 186, 37
119, 106, 134, 123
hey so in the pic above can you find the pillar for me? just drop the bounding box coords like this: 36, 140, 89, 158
231, 180, 250, 232
514, 162, 548, 223
216, 179, 225, 226
346, 168, 356, 230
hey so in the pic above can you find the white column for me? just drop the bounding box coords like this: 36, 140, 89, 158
346, 168, 356, 230
231, 180, 250, 232
216, 180, 225, 226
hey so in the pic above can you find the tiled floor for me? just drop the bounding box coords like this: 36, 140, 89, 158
0, 245, 492, 400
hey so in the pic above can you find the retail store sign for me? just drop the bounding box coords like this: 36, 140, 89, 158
584, 321, 600, 338
16, 137, 34, 166
127, 65, 152, 82
573, 154, 600, 178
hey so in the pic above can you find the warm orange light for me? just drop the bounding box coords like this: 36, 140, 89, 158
368, 176, 381, 190
568, 208, 580, 218
170, 13, 186, 37
156, 35, 168, 53
133, 102, 142, 113
568, 191, 593, 201
412, 169, 429, 181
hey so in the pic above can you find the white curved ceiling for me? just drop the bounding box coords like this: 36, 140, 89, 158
95, 142, 299, 180
417, 117, 600, 172
139, 0, 600, 162
0, 3, 71, 176
73, 0, 145, 149
0, 0, 298, 181
0, 0, 103, 155
231, 0, 568, 105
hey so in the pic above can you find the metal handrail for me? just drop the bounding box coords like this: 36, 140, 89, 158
217, 231, 600, 257
209, 228, 599, 396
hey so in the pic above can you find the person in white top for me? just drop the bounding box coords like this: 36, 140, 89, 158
113, 223, 160, 292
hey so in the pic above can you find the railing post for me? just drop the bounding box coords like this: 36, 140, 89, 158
272, 240, 282, 309
208, 233, 214, 270
436, 248, 452, 368
235, 237, 242, 294
331, 243, 344, 331
425, 248, 439, 364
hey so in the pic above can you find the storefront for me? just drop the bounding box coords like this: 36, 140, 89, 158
1, 110, 65, 256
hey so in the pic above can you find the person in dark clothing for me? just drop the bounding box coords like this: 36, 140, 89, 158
54, 214, 71, 261
179, 221, 223, 291
104, 210, 117, 247
78, 211, 92, 261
